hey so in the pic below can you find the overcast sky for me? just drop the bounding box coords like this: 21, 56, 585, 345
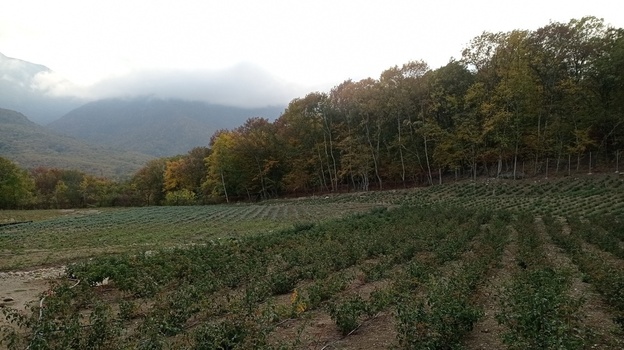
1, 0, 623, 106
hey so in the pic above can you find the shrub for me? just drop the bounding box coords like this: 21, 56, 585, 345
496, 268, 585, 350
328, 295, 370, 335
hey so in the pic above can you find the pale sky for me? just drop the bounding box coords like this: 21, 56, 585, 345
1, 0, 623, 106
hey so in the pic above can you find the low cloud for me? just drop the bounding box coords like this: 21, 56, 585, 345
31, 70, 82, 97
35, 63, 307, 107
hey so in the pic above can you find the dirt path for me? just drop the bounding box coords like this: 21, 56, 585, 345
537, 217, 623, 349
463, 225, 516, 350
0, 267, 64, 330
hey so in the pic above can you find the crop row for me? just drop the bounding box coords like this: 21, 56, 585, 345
3, 175, 624, 347
313, 174, 624, 219
544, 216, 624, 326
495, 214, 588, 349
0, 203, 377, 269
1, 205, 500, 349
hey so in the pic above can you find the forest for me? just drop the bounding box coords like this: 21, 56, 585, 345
1, 16, 623, 209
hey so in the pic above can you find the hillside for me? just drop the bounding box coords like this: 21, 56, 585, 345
0, 108, 153, 178
0, 52, 83, 124
48, 96, 285, 157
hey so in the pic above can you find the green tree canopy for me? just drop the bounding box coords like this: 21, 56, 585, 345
0, 157, 34, 209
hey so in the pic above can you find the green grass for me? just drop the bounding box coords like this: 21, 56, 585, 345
3, 174, 624, 270
3, 174, 624, 349
0, 203, 379, 270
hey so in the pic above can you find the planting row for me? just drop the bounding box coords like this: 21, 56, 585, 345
1, 205, 499, 349
0, 203, 377, 269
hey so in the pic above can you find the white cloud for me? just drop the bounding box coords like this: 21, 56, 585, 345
2, 0, 623, 105
30, 71, 82, 97
27, 63, 307, 107
84, 63, 308, 107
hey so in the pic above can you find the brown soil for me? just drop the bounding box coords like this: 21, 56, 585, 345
0, 266, 64, 344
538, 217, 624, 349
269, 227, 491, 349
463, 226, 517, 350
268, 272, 395, 349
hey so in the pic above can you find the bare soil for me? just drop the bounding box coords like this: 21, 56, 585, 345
537, 217, 623, 349
0, 267, 64, 330
463, 226, 517, 350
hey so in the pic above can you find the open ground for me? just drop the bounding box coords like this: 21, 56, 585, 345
1, 174, 624, 349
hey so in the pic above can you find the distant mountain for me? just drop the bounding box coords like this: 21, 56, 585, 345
48, 96, 285, 157
0, 52, 84, 124
0, 108, 153, 178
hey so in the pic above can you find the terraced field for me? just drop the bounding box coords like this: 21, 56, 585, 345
1, 174, 624, 349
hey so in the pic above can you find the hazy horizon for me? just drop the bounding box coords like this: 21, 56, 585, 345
3, 0, 623, 109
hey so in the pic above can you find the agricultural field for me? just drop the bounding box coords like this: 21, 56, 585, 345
0, 203, 379, 270
1, 174, 624, 349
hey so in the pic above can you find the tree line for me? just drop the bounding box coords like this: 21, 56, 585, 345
1, 17, 623, 209
205, 16, 624, 200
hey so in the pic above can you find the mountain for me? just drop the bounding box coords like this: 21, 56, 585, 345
0, 52, 84, 124
0, 108, 153, 178
48, 96, 285, 157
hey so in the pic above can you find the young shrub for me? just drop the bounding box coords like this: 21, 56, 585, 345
496, 268, 585, 350
396, 276, 482, 350
328, 295, 370, 335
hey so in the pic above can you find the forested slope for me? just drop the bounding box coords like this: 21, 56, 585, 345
0, 109, 152, 179
202, 17, 624, 201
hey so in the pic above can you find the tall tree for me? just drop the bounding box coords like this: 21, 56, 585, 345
131, 159, 167, 206
164, 147, 211, 200
0, 157, 34, 209
275, 93, 329, 193
31, 168, 85, 208
204, 130, 250, 202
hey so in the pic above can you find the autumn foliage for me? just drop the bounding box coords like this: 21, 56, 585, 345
1, 17, 623, 208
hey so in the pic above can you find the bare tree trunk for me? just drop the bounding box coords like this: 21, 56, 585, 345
322, 133, 333, 190
322, 116, 338, 191
423, 134, 433, 185
534, 153, 539, 176
256, 159, 267, 200
397, 116, 406, 187
220, 170, 229, 203
513, 142, 518, 180
317, 145, 328, 191
364, 119, 382, 190
471, 146, 477, 181
576, 153, 581, 172
533, 113, 539, 176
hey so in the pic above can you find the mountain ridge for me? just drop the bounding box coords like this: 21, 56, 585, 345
0, 108, 153, 178
48, 96, 285, 157
0, 52, 84, 124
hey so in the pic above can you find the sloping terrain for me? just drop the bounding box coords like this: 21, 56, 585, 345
0, 108, 152, 178
0, 52, 83, 124
1, 175, 623, 349
48, 96, 284, 156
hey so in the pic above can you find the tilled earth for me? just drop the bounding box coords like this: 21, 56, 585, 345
0, 267, 64, 330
